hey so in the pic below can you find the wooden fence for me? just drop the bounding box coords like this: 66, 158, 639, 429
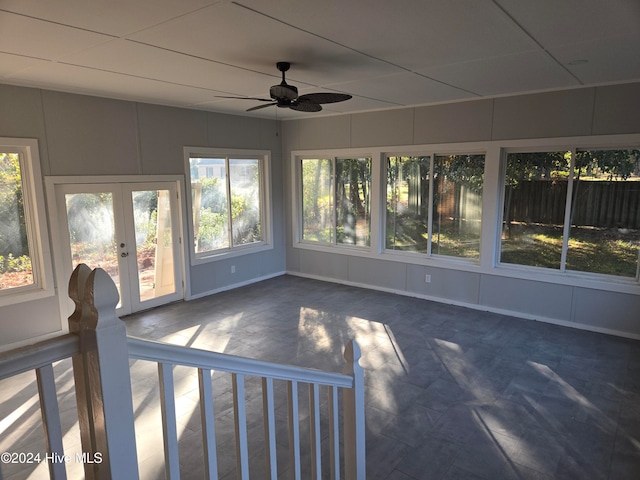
506, 180, 640, 228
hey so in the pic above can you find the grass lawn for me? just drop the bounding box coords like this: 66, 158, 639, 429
501, 223, 638, 277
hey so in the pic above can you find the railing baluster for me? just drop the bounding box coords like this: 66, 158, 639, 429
287, 380, 301, 480
232, 373, 249, 480
343, 341, 365, 480
36, 364, 67, 480
198, 368, 218, 480
262, 377, 278, 479
158, 362, 180, 479
328, 385, 340, 480
309, 383, 322, 480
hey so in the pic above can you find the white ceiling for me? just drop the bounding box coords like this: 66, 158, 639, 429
1, 0, 639, 119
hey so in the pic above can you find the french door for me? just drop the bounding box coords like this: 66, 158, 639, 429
54, 181, 183, 316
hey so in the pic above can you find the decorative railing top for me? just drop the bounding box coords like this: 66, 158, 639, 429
68, 263, 121, 331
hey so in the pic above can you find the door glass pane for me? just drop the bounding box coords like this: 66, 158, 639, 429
229, 158, 262, 246
65, 192, 121, 299
132, 190, 176, 302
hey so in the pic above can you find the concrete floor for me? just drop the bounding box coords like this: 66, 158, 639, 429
1, 274, 640, 479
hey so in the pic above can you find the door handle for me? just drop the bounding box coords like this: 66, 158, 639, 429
121, 252, 129, 258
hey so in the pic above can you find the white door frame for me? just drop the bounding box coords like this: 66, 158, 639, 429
45, 175, 189, 326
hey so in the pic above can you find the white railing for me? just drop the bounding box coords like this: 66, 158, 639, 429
0, 264, 366, 479
0, 335, 80, 480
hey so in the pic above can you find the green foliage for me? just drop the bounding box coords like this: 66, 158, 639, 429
195, 177, 228, 250
194, 172, 262, 250
434, 154, 485, 193
505, 151, 567, 186
197, 209, 227, 250
576, 149, 640, 180
0, 254, 32, 274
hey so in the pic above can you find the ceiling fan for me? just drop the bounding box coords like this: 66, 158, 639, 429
218, 62, 352, 112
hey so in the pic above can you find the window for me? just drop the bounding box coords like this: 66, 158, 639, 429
300, 157, 371, 247
386, 153, 485, 259
186, 149, 269, 261
0, 138, 52, 304
500, 148, 640, 279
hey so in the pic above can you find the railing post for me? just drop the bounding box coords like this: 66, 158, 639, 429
68, 264, 139, 479
342, 340, 365, 480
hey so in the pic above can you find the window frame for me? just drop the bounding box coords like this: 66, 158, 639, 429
0, 137, 54, 306
294, 151, 374, 252
184, 147, 272, 265
292, 136, 640, 294
383, 150, 486, 263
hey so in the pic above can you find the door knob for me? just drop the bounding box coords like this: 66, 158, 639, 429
121, 252, 129, 257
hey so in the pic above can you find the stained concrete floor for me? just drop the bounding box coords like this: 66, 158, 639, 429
1, 274, 639, 479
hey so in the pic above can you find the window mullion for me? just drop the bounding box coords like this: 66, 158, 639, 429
225, 156, 233, 249
427, 154, 434, 256
560, 149, 576, 272
332, 157, 337, 245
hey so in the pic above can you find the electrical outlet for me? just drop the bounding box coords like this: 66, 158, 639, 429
231, 265, 236, 274
425, 274, 431, 283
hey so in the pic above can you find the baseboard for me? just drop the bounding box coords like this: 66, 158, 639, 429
286, 270, 640, 341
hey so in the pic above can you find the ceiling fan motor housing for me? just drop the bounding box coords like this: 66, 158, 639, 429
270, 83, 298, 101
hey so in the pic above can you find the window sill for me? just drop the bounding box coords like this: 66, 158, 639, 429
0, 285, 55, 308
191, 242, 273, 266
294, 241, 372, 257
493, 263, 640, 295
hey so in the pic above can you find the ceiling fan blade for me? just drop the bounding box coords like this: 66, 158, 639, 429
246, 103, 276, 112
216, 95, 274, 102
297, 92, 352, 104
290, 99, 322, 112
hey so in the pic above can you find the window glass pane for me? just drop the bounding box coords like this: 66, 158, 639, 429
433, 154, 484, 258
336, 158, 371, 246
566, 149, 640, 277
229, 158, 262, 246
190, 157, 229, 252
0, 153, 33, 289
301, 158, 333, 243
386, 156, 430, 252
501, 151, 570, 269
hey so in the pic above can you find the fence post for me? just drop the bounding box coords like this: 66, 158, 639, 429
68, 264, 139, 479
342, 340, 365, 480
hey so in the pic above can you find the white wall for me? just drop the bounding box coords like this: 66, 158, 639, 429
281, 82, 640, 339
0, 85, 286, 349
